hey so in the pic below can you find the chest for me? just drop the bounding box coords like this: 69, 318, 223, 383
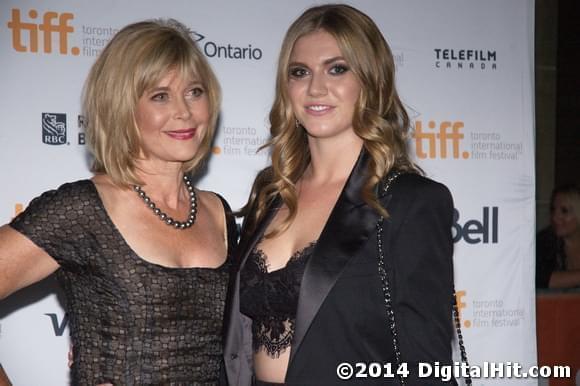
58, 244, 230, 318
62, 208, 231, 307
564, 243, 580, 270
257, 196, 337, 271
110, 200, 227, 268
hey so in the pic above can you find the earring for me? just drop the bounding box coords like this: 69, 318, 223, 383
295, 119, 302, 129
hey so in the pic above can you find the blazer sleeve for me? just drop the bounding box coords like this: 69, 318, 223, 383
389, 179, 456, 384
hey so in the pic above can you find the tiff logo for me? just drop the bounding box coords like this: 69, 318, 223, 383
6, 9, 79, 55
454, 290, 470, 328
42, 113, 67, 145
414, 120, 470, 159
14, 203, 24, 217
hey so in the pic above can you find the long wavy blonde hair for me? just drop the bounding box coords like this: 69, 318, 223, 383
243, 4, 419, 235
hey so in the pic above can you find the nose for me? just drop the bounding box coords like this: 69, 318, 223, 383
551, 207, 565, 219
174, 97, 192, 120
307, 72, 327, 97
551, 210, 565, 228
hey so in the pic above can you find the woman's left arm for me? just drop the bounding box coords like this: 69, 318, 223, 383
390, 180, 456, 384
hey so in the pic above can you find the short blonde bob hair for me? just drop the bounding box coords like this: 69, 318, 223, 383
82, 19, 220, 186
244, 4, 418, 233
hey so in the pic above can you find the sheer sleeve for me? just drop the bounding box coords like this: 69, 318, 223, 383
9, 181, 94, 270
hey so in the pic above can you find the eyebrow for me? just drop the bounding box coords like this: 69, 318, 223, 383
147, 86, 170, 93
289, 56, 346, 67
146, 81, 202, 93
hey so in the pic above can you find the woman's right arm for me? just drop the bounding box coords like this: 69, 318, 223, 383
0, 224, 59, 300
548, 270, 580, 288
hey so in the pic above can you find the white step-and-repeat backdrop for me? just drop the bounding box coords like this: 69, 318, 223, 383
1, 0, 535, 384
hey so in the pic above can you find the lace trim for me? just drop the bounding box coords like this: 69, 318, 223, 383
253, 240, 317, 273
253, 318, 296, 357
250, 240, 317, 357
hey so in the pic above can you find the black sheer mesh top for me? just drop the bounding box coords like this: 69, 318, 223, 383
10, 180, 237, 385
239, 241, 317, 357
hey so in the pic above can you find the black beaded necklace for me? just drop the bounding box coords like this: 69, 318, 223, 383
133, 175, 197, 229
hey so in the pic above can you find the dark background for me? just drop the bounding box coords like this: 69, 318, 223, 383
535, 0, 579, 230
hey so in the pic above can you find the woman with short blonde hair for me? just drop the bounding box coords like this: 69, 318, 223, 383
83, 18, 221, 186
0, 19, 236, 384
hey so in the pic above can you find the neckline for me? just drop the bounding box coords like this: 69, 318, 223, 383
85, 179, 228, 272
253, 240, 317, 274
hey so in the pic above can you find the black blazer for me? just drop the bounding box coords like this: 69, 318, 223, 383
223, 150, 457, 385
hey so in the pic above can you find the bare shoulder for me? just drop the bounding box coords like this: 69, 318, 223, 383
90, 173, 113, 187
197, 190, 228, 222
91, 174, 122, 196
90, 174, 129, 209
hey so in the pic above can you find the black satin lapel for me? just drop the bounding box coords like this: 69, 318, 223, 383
289, 149, 380, 366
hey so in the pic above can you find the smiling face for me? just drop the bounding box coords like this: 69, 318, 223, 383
551, 192, 580, 239
134, 69, 210, 169
287, 29, 361, 144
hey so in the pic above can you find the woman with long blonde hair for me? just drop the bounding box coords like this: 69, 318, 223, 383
224, 4, 459, 385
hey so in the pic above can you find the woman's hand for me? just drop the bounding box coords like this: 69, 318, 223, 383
68, 344, 74, 368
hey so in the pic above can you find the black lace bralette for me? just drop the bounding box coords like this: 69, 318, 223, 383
239, 241, 317, 357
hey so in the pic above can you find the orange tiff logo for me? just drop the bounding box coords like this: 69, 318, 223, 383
414, 120, 470, 159
14, 203, 24, 218
7, 8, 79, 55
455, 290, 471, 328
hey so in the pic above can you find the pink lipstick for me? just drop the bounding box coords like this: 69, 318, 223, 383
166, 128, 196, 140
